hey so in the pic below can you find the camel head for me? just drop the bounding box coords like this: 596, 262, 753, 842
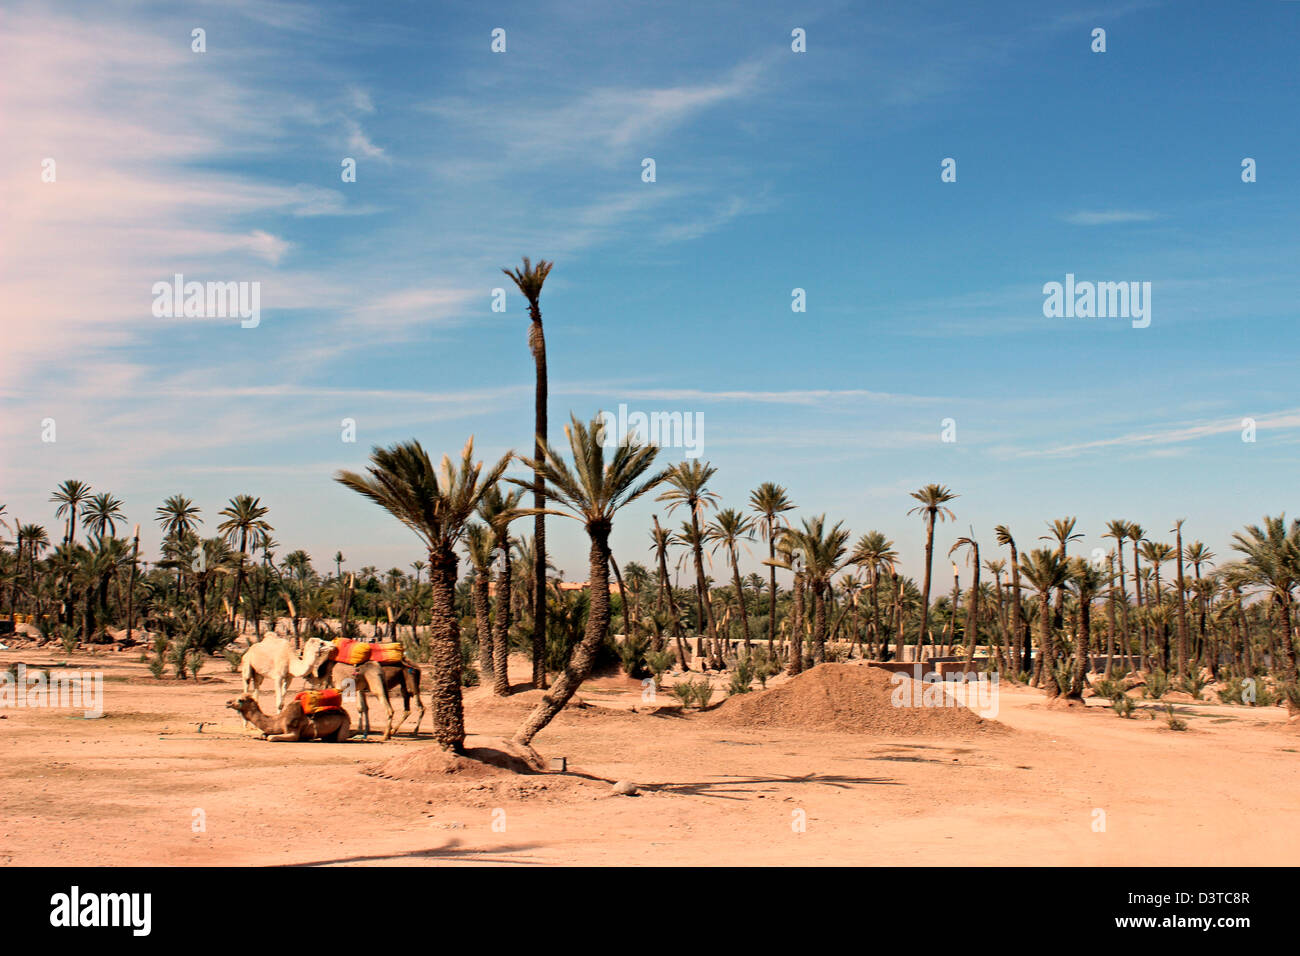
226, 695, 262, 716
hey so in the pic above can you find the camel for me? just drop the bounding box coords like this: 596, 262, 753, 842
226, 695, 352, 742
239, 635, 334, 715
308, 658, 423, 740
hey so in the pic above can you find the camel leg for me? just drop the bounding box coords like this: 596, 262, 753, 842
372, 674, 397, 740
358, 689, 371, 737
265, 731, 300, 741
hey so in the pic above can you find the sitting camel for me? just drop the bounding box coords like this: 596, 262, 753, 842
226, 695, 352, 742
240, 636, 334, 715
308, 658, 424, 740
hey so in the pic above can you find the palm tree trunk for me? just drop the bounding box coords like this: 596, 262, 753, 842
1069, 595, 1090, 698
530, 315, 548, 690
473, 570, 493, 683
515, 526, 611, 746
729, 554, 753, 650
963, 555, 981, 664
917, 512, 936, 661
1040, 590, 1059, 698
492, 535, 513, 696
428, 546, 465, 751
766, 520, 778, 656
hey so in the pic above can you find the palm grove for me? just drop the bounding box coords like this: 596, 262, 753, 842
4, 262, 1300, 749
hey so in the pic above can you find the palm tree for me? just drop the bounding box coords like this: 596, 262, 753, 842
1139, 540, 1175, 669
216, 495, 272, 633
50, 479, 92, 545
1041, 517, 1083, 629
708, 508, 757, 650
1127, 523, 1148, 666
1066, 557, 1105, 698
156, 495, 202, 540
949, 532, 981, 663
464, 522, 496, 681
1185, 541, 1215, 668
783, 516, 850, 664
1171, 520, 1192, 677
907, 484, 958, 661
849, 531, 897, 659
749, 482, 796, 656
508, 415, 667, 746
334, 551, 345, 582
502, 256, 555, 689
1019, 547, 1069, 697
650, 515, 689, 668
1227, 515, 1299, 678
658, 461, 722, 662
336, 437, 511, 752
1103, 520, 1132, 670
478, 483, 525, 696
994, 525, 1025, 673
83, 492, 126, 538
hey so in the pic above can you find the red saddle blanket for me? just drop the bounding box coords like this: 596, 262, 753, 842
296, 689, 344, 715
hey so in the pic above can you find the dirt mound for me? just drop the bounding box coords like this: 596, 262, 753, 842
708, 662, 1004, 737
363, 735, 546, 781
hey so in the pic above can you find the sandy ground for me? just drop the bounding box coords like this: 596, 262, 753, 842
2, 644, 1298, 866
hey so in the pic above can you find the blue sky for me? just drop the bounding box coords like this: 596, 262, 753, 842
3, 0, 1299, 583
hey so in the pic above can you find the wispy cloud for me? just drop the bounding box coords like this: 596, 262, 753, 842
1061, 210, 1161, 226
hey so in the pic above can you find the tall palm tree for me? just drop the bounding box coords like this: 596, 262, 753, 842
478, 483, 525, 696
1139, 540, 1175, 669
650, 515, 689, 668
336, 437, 511, 752
502, 256, 555, 689
50, 479, 92, 545
1103, 520, 1132, 669
658, 461, 721, 661
749, 482, 796, 656
783, 516, 850, 664
1171, 520, 1192, 677
849, 531, 897, 659
708, 508, 757, 650
994, 525, 1025, 673
216, 495, 272, 633
83, 492, 126, 538
1019, 547, 1069, 697
907, 484, 958, 661
1041, 517, 1083, 629
1127, 523, 1148, 666
949, 532, 981, 663
1185, 541, 1215, 668
509, 415, 667, 746
156, 495, 202, 541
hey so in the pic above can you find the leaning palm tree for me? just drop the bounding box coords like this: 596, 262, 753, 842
478, 483, 525, 696
336, 437, 511, 752
508, 415, 667, 746
907, 484, 958, 661
749, 482, 796, 655
1019, 547, 1069, 698
994, 525, 1025, 673
50, 479, 92, 545
502, 256, 554, 689
708, 508, 757, 650
658, 461, 722, 661
949, 532, 981, 663
216, 495, 272, 633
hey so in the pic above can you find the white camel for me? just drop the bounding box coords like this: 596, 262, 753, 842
239, 636, 334, 715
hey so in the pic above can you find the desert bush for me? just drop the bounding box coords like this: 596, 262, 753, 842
694, 679, 715, 709
1143, 669, 1170, 700
751, 646, 780, 688
671, 677, 715, 709
1112, 694, 1135, 718
671, 680, 695, 707
1164, 703, 1188, 731
1092, 676, 1124, 700
187, 650, 205, 679
1179, 671, 1207, 699
459, 636, 479, 687
147, 654, 166, 679
728, 654, 756, 696
645, 649, 676, 688
223, 648, 242, 672
58, 624, 79, 654
617, 634, 651, 678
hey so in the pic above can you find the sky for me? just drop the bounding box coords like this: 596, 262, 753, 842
2, 0, 1299, 585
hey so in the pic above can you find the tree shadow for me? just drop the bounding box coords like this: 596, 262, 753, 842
643, 772, 900, 800
283, 838, 548, 866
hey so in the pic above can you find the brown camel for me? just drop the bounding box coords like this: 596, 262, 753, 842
226, 695, 353, 742
308, 659, 424, 740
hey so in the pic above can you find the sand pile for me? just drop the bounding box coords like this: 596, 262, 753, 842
363, 735, 546, 781
708, 663, 1004, 737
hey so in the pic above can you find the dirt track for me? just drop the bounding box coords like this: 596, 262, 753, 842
2, 645, 1298, 866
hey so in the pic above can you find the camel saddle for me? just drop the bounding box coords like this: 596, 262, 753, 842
296, 688, 344, 715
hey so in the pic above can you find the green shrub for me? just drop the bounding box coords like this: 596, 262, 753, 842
147, 654, 166, 679
1164, 703, 1188, 731
223, 648, 243, 673
1112, 694, 1135, 718
727, 654, 755, 696
459, 636, 480, 687
1143, 669, 1170, 700
1092, 676, 1124, 700
751, 646, 781, 688
645, 649, 676, 688
617, 634, 651, 677
1179, 671, 1207, 699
